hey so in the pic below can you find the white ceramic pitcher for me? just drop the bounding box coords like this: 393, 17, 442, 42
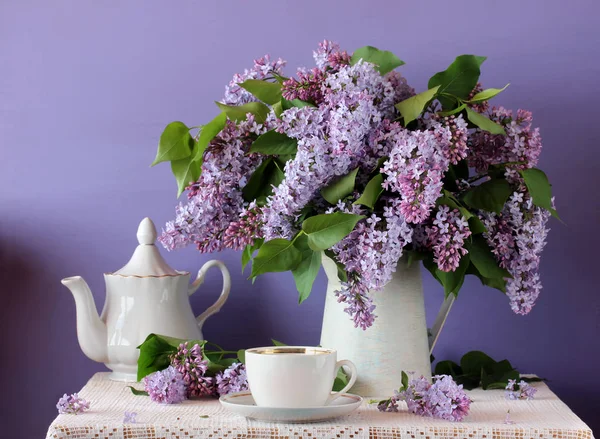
61, 217, 231, 382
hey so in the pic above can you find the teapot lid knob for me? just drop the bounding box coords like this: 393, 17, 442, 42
137, 217, 157, 245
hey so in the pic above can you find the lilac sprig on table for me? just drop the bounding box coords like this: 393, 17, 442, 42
375, 372, 471, 422
143, 366, 187, 404
171, 342, 215, 397
56, 393, 90, 415
152, 41, 559, 330
505, 379, 537, 400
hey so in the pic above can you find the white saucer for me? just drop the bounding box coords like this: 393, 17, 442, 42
219, 391, 363, 423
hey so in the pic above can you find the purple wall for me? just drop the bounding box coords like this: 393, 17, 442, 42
1, 1, 599, 436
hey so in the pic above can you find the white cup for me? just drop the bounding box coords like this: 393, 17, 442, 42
245, 346, 358, 408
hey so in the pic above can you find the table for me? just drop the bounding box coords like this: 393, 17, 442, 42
46, 373, 594, 439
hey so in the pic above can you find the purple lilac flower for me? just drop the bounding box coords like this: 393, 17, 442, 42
505, 379, 537, 400
223, 55, 286, 106
394, 374, 471, 422
331, 199, 413, 329
56, 393, 90, 415
425, 206, 471, 272
143, 366, 187, 404
378, 121, 451, 224
171, 342, 215, 397
123, 412, 137, 423
223, 202, 263, 250
432, 114, 469, 165
159, 116, 271, 252
216, 363, 249, 396
377, 398, 399, 412
468, 107, 542, 173
466, 82, 490, 113
480, 192, 550, 314
504, 409, 515, 424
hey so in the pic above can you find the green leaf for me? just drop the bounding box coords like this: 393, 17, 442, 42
251, 238, 303, 278
332, 367, 349, 392
203, 350, 236, 375
239, 79, 282, 105
437, 104, 467, 117
241, 238, 264, 272
468, 235, 511, 279
272, 339, 286, 346
465, 107, 506, 135
401, 371, 409, 390
249, 130, 298, 155
428, 55, 486, 109
325, 251, 349, 282
460, 350, 496, 378
292, 235, 322, 304
467, 262, 507, 292
152, 121, 193, 166
395, 86, 440, 125
237, 349, 246, 364
137, 334, 205, 381
468, 216, 487, 234
519, 168, 560, 219
281, 98, 315, 110
126, 386, 148, 396
434, 360, 462, 377
351, 46, 405, 74
435, 254, 470, 297
171, 142, 202, 197
353, 174, 384, 209
302, 212, 365, 251
462, 178, 513, 213
215, 101, 270, 123
199, 415, 210, 419
194, 113, 227, 162
242, 158, 285, 202
466, 84, 509, 103
321, 168, 359, 204
272, 101, 283, 118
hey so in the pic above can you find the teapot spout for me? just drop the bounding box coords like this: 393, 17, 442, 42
61, 276, 108, 363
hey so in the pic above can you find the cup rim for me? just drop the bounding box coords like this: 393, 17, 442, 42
246, 346, 336, 355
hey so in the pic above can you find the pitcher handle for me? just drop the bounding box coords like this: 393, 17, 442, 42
428, 295, 456, 354
188, 260, 231, 328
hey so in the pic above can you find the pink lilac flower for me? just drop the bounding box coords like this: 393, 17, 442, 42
394, 374, 471, 422
379, 121, 451, 224
171, 342, 215, 397
143, 366, 187, 404
216, 363, 249, 396
123, 412, 137, 423
504, 409, 515, 424
505, 379, 537, 400
377, 397, 399, 412
431, 114, 469, 165
468, 107, 542, 173
223, 55, 286, 106
223, 202, 263, 250
56, 393, 90, 415
425, 206, 471, 272
466, 82, 490, 113
331, 199, 413, 329
159, 115, 271, 252
313, 40, 351, 70
282, 67, 327, 104
480, 192, 550, 314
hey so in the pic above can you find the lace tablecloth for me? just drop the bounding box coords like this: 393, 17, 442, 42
46, 373, 594, 439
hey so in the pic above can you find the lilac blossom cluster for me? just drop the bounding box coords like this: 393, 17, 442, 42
143, 366, 188, 404
216, 362, 249, 395
171, 342, 215, 397
56, 393, 90, 415
378, 374, 471, 422
159, 41, 552, 328
505, 379, 537, 400
480, 192, 550, 314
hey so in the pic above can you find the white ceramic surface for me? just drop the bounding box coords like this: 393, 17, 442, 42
61, 217, 232, 382
320, 255, 455, 397
219, 391, 363, 423
245, 346, 357, 408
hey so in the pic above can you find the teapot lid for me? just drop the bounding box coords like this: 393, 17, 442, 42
113, 218, 179, 277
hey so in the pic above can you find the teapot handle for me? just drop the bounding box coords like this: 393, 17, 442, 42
428, 294, 455, 354
188, 260, 231, 328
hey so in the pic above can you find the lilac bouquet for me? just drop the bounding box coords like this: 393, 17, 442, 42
152, 41, 557, 329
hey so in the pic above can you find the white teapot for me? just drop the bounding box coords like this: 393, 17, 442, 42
61, 217, 231, 382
